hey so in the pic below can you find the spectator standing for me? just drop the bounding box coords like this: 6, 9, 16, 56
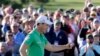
10, 23, 25, 56
45, 20, 68, 56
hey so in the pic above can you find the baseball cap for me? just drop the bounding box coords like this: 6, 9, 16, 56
36, 15, 53, 25
88, 17, 94, 21
86, 34, 93, 39
54, 20, 61, 25
93, 19, 100, 24
87, 3, 93, 7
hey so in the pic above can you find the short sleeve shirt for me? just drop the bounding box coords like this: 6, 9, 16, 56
23, 28, 48, 56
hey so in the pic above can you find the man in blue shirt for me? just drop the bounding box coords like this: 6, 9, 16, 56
10, 23, 25, 56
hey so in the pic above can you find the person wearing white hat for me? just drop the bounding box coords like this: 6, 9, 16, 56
96, 6, 100, 22
85, 0, 92, 7
19, 15, 73, 56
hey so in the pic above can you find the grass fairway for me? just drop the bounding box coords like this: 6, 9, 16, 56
32, 0, 100, 11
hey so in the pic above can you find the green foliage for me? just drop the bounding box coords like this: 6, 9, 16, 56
35, 0, 49, 3
20, 0, 29, 4
0, 0, 10, 5
11, 2, 23, 9
0, 0, 23, 9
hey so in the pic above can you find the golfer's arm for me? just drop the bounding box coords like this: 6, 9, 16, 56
19, 43, 27, 56
45, 42, 70, 52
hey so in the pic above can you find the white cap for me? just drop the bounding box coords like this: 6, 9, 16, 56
36, 15, 52, 25
93, 19, 100, 24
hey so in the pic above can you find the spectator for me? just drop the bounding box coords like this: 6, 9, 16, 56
27, 4, 35, 15
45, 20, 68, 56
69, 14, 79, 36
61, 14, 73, 34
90, 7, 97, 12
10, 22, 25, 56
22, 18, 35, 35
5, 30, 14, 55
32, 12, 39, 21
82, 7, 90, 20
53, 11, 61, 21
2, 15, 11, 36
79, 34, 100, 56
47, 12, 54, 22
94, 19, 100, 26
0, 42, 12, 56
0, 4, 4, 16
90, 11, 97, 18
0, 15, 4, 41
13, 9, 22, 24
74, 10, 81, 25
77, 19, 89, 48
22, 8, 30, 20
96, 6, 100, 21
3, 5, 13, 16
93, 33, 100, 45
85, 0, 92, 7
92, 19, 100, 33
80, 34, 94, 56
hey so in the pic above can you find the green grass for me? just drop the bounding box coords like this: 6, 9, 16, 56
31, 0, 100, 11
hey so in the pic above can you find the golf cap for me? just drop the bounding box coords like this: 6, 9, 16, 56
93, 19, 100, 24
36, 15, 53, 25
54, 20, 61, 25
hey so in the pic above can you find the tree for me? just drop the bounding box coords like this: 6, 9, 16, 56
0, 0, 10, 5
35, 0, 49, 3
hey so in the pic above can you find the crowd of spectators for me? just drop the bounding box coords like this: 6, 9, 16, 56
0, 0, 100, 56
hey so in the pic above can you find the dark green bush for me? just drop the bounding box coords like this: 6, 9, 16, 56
11, 2, 23, 9
0, 0, 10, 5
21, 0, 29, 4
35, 0, 49, 3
